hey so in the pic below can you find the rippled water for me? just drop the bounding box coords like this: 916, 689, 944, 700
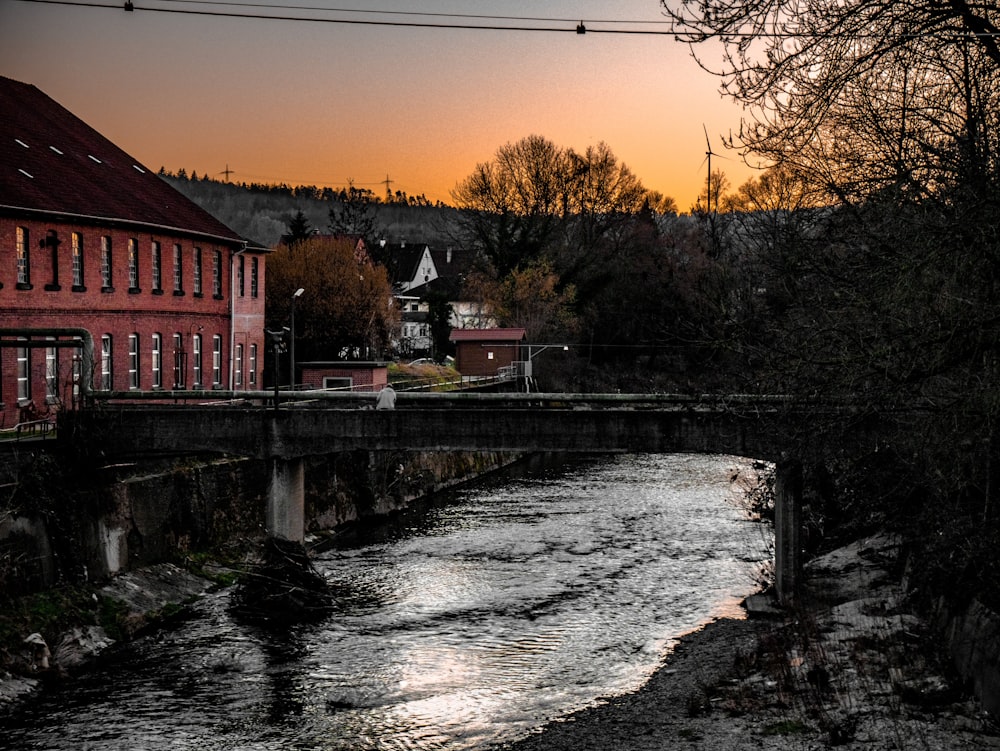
1, 453, 771, 751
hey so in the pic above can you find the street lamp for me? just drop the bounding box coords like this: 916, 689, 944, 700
524, 343, 570, 392
266, 327, 289, 408
290, 287, 304, 388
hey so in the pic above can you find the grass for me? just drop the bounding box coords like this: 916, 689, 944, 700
0, 586, 100, 654
388, 362, 462, 391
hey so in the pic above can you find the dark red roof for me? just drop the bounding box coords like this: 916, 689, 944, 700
450, 328, 526, 342
0, 76, 242, 244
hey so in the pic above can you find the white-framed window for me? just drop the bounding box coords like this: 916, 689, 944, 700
173, 244, 183, 293
212, 335, 222, 386
101, 334, 113, 390
193, 247, 202, 295
173, 333, 184, 388
128, 238, 139, 290
17, 340, 30, 401
46, 338, 58, 399
71, 342, 82, 402
234, 344, 243, 387
71, 232, 84, 288
251, 257, 259, 298
151, 241, 162, 291
192, 334, 202, 387
249, 344, 257, 386
101, 236, 113, 289
16, 227, 30, 286
151, 333, 162, 389
128, 334, 140, 389
238, 255, 245, 297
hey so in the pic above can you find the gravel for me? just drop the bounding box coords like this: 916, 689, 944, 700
498, 536, 1000, 751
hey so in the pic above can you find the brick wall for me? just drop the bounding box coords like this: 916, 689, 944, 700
0, 218, 267, 425
454, 340, 519, 376
300, 365, 388, 392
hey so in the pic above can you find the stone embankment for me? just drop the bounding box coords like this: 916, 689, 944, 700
1, 562, 216, 707
502, 534, 1000, 751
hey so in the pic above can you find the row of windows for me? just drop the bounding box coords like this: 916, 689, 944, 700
6, 335, 258, 403
8, 338, 78, 404
11, 227, 259, 298
99, 333, 258, 390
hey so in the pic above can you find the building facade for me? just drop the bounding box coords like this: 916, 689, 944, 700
449, 328, 526, 377
0, 76, 267, 427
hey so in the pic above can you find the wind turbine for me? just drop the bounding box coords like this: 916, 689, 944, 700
702, 125, 719, 213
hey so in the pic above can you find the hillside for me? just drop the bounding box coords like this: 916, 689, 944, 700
162, 173, 464, 249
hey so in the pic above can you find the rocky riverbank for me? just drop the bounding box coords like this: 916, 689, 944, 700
4, 535, 998, 750
500, 534, 999, 751
0, 562, 218, 709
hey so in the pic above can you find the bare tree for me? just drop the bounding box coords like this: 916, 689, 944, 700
665, 0, 1000, 604
663, 0, 1000, 201
451, 135, 567, 275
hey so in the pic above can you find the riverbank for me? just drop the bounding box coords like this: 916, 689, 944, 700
3, 533, 997, 749
500, 534, 999, 750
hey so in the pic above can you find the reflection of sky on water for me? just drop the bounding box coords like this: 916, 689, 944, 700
1, 454, 771, 751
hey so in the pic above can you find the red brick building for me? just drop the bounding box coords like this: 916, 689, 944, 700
0, 76, 268, 427
298, 361, 389, 392
450, 328, 526, 377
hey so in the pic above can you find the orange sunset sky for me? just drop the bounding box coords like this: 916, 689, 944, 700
2, 1, 761, 211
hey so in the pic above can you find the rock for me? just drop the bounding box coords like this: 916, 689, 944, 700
893, 673, 958, 707
22, 633, 50, 671
0, 672, 39, 708
98, 563, 212, 636
53, 626, 115, 672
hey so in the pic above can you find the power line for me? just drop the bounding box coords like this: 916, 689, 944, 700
156, 0, 675, 26
15, 0, 1000, 38
15, 0, 678, 33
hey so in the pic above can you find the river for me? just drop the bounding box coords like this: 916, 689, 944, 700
1, 453, 772, 751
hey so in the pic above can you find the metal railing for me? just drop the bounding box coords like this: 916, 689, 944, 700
0, 417, 56, 442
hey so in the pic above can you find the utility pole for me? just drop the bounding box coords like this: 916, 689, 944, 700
219, 164, 234, 182
382, 174, 394, 201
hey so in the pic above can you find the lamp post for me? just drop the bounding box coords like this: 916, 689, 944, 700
266, 327, 289, 408
524, 343, 570, 392
290, 287, 304, 388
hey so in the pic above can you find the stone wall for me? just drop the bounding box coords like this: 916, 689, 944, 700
0, 447, 522, 596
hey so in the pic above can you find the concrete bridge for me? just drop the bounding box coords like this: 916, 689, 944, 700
62, 391, 881, 602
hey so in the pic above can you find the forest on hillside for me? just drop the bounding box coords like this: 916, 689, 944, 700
161, 169, 463, 248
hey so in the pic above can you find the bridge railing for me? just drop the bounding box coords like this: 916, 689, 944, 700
83, 388, 828, 414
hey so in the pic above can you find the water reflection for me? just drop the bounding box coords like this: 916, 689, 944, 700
1, 454, 771, 751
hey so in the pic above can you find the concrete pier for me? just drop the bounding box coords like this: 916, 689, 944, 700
266, 457, 305, 543
774, 459, 802, 605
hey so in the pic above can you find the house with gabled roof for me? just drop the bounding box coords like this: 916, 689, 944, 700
0, 76, 268, 427
377, 240, 495, 356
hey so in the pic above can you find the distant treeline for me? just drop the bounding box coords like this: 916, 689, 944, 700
158, 168, 462, 248
158, 167, 447, 208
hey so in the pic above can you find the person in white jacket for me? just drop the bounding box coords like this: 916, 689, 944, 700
375, 385, 396, 410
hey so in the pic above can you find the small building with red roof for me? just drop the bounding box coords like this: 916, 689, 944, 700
449, 327, 526, 377
297, 361, 389, 392
0, 76, 269, 426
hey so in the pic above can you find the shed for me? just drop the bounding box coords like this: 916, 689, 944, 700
449, 328, 526, 377
298, 361, 388, 392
